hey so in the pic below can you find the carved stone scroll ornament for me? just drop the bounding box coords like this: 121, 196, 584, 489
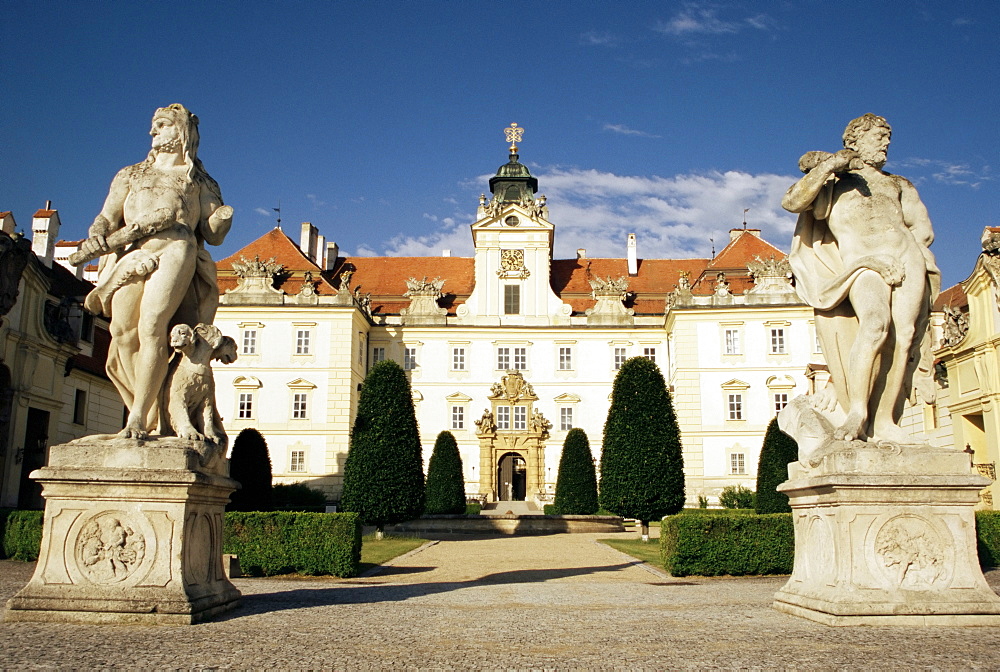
940, 304, 969, 347
400, 276, 447, 318
747, 254, 795, 295
586, 276, 634, 323
490, 371, 535, 402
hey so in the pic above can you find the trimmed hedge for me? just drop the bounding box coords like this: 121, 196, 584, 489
755, 418, 798, 514
599, 357, 685, 524
222, 511, 361, 577
425, 431, 466, 515
977, 511, 1000, 568
272, 482, 327, 512
554, 428, 599, 515
1, 509, 43, 561
661, 512, 794, 576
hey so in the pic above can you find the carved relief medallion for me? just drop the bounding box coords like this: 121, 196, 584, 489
74, 512, 147, 584
873, 515, 947, 589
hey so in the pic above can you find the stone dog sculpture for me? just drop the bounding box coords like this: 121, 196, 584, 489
780, 114, 939, 454
161, 323, 237, 447
73, 104, 233, 440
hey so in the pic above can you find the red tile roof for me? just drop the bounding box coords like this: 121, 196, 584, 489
215, 228, 789, 316
330, 257, 476, 316
216, 227, 336, 295
934, 283, 968, 311
33, 209, 57, 217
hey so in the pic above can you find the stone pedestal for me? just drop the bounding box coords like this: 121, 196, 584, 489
5, 436, 241, 625
774, 442, 1000, 625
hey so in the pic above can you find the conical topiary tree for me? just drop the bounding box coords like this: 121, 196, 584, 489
554, 428, 598, 515
227, 428, 273, 512
341, 360, 425, 537
425, 431, 466, 515
599, 357, 685, 540
755, 417, 799, 514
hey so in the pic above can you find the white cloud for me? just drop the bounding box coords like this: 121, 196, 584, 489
306, 193, 327, 208
655, 4, 774, 37
580, 31, 619, 47
893, 157, 992, 188
372, 167, 799, 260
254, 207, 271, 217
604, 124, 662, 138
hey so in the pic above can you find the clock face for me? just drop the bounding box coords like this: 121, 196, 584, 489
504, 215, 520, 227
500, 249, 524, 271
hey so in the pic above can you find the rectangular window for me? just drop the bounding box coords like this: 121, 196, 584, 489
292, 393, 308, 419
558, 347, 573, 371
814, 333, 823, 354
560, 407, 573, 431
372, 347, 386, 364
497, 347, 510, 370
728, 394, 743, 421
290, 450, 306, 473
73, 389, 87, 425
403, 347, 417, 371
643, 347, 656, 363
296, 329, 311, 355
451, 406, 465, 430
724, 329, 741, 355
770, 328, 786, 354
242, 329, 257, 355
238, 392, 254, 419
513, 405, 527, 430
504, 285, 520, 315
513, 347, 527, 370
614, 347, 627, 370
496, 406, 510, 430
452, 347, 466, 371
730, 453, 746, 475
774, 392, 789, 415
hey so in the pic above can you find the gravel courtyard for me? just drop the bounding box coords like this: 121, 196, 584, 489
4, 531, 1000, 669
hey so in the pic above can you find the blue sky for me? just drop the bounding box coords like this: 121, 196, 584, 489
4, 1, 997, 289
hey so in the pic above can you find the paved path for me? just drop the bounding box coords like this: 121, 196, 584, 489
4, 531, 1000, 669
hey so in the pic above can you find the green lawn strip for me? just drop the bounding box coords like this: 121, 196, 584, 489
599, 538, 665, 570
358, 534, 429, 574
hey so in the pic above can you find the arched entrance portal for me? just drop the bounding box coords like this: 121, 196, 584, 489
497, 452, 527, 501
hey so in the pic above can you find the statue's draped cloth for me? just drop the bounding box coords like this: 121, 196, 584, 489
789, 182, 940, 412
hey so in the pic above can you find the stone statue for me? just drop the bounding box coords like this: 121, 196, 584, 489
72, 104, 233, 439
474, 409, 495, 435
782, 114, 939, 444
160, 323, 237, 446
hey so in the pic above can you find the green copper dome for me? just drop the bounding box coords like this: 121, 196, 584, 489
489, 152, 539, 204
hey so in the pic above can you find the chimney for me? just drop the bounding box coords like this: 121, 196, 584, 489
0, 212, 16, 235
442, 249, 451, 257
577, 249, 586, 260
316, 234, 326, 269
326, 241, 339, 271
729, 228, 761, 242
32, 205, 61, 267
300, 222, 318, 263
627, 233, 638, 277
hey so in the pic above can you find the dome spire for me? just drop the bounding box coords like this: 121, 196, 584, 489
489, 122, 538, 204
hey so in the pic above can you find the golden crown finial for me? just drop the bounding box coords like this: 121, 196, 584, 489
504, 122, 524, 153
